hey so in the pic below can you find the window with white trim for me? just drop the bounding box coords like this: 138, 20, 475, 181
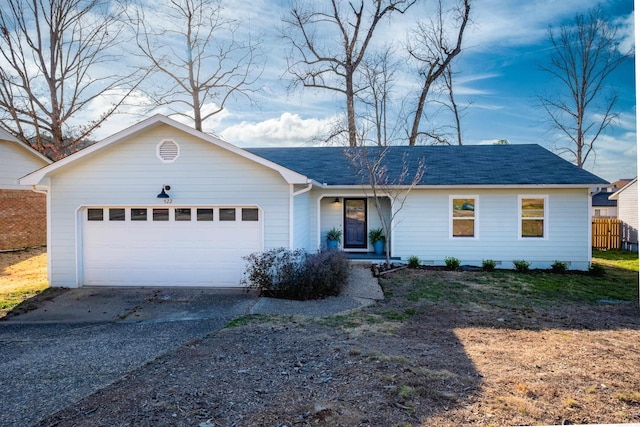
519, 196, 547, 238
450, 196, 478, 238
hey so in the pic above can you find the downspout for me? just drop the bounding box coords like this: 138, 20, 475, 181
289, 182, 313, 249
31, 185, 51, 285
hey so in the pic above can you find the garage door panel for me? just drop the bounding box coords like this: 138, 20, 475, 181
82, 207, 262, 287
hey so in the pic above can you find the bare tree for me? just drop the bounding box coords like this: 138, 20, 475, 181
0, 0, 138, 160
357, 47, 402, 146
406, 0, 470, 146
539, 8, 632, 168
345, 146, 425, 267
283, 0, 416, 147
128, 0, 262, 132
442, 64, 464, 145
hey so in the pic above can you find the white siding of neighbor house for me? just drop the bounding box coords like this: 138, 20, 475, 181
46, 124, 291, 287
392, 188, 592, 270
616, 180, 638, 249
0, 141, 49, 189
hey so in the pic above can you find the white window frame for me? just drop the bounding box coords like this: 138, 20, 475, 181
518, 195, 548, 240
449, 195, 479, 239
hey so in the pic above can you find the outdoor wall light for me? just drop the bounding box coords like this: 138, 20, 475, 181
157, 185, 171, 199
333, 197, 340, 204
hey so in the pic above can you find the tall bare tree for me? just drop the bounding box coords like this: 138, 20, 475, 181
283, 0, 416, 147
406, 0, 470, 146
539, 8, 632, 168
358, 47, 402, 146
0, 0, 138, 160
128, 0, 262, 132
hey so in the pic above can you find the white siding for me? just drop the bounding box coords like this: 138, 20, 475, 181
393, 188, 592, 269
0, 141, 49, 189
47, 124, 291, 287
292, 189, 312, 251
617, 180, 638, 249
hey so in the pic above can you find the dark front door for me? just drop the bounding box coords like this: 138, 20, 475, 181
344, 198, 367, 249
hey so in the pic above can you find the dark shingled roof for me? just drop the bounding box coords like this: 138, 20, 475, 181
592, 191, 617, 207
246, 144, 608, 186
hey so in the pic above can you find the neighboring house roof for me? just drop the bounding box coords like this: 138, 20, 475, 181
592, 191, 617, 207
20, 115, 309, 186
247, 145, 608, 187
0, 128, 52, 165
609, 177, 638, 201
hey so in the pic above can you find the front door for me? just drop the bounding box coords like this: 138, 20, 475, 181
344, 198, 367, 249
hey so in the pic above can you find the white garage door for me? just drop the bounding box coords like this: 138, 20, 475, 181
82, 206, 262, 287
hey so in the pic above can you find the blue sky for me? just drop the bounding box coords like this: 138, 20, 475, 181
89, 0, 636, 183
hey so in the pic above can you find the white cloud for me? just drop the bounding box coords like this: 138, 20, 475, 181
220, 112, 336, 147
465, 0, 604, 51
615, 11, 635, 54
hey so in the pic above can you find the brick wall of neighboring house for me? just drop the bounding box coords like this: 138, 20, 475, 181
0, 189, 46, 250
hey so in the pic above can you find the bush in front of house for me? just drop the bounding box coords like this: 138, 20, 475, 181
513, 259, 531, 273
444, 256, 460, 270
407, 255, 421, 269
482, 259, 497, 272
551, 260, 568, 274
243, 247, 350, 300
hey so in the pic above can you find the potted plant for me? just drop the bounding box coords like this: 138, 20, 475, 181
368, 227, 386, 255
326, 227, 342, 250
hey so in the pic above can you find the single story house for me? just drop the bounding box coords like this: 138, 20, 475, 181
21, 115, 608, 288
0, 128, 51, 251
609, 177, 638, 252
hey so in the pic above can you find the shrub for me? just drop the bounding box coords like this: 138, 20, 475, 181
444, 256, 460, 270
589, 263, 606, 277
513, 259, 531, 273
407, 255, 420, 269
551, 260, 568, 274
482, 259, 497, 272
243, 248, 350, 300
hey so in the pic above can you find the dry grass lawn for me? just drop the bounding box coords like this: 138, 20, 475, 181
0, 246, 48, 317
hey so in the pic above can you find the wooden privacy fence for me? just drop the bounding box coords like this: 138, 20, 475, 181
592, 218, 621, 250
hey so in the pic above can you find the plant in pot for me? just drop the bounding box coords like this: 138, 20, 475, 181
326, 227, 342, 250
368, 227, 386, 255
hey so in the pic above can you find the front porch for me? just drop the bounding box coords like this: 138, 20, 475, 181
319, 195, 392, 254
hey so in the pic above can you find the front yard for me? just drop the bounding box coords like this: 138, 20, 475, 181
2, 248, 639, 426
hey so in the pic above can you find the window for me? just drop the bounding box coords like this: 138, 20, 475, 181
175, 208, 191, 221
153, 208, 169, 221
87, 208, 103, 221
131, 208, 148, 221
451, 196, 477, 238
242, 208, 259, 221
220, 208, 236, 221
519, 196, 546, 238
197, 208, 214, 221
109, 208, 125, 221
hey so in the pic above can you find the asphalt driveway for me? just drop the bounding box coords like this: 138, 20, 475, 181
0, 267, 381, 426
0, 288, 257, 427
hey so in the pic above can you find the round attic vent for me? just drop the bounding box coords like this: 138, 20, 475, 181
157, 140, 179, 163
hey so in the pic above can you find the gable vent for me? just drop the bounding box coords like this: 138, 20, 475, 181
157, 140, 180, 163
